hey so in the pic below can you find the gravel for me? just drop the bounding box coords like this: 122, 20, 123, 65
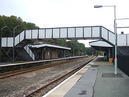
0, 57, 92, 97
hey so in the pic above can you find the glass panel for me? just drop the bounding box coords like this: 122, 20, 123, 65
76, 27, 83, 38
8, 38, 13, 47
68, 28, 75, 38
2, 38, 7, 47
127, 35, 129, 46
15, 35, 19, 45
20, 31, 24, 42
32, 29, 38, 39
39, 29, 45, 39
92, 27, 100, 37
84, 27, 91, 37
109, 31, 115, 45
53, 28, 59, 38
46, 29, 52, 38
60, 28, 67, 38
117, 34, 126, 46
26, 30, 31, 39
102, 27, 108, 40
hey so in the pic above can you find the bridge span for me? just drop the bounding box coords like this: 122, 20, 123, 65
1, 26, 129, 47
1, 26, 129, 89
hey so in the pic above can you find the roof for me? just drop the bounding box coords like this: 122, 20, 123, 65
29, 44, 71, 50
89, 40, 113, 47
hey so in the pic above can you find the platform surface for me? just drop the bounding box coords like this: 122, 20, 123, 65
45, 56, 129, 97
93, 63, 129, 97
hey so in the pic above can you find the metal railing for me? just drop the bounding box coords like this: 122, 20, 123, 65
24, 45, 35, 60
1, 26, 129, 47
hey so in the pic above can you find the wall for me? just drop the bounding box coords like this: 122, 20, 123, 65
42, 47, 59, 60
117, 47, 129, 76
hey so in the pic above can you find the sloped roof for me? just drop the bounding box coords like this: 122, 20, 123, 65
89, 40, 113, 47
29, 44, 71, 50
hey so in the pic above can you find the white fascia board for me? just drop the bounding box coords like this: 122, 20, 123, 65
89, 40, 113, 47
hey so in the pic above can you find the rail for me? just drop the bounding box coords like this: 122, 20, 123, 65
26, 56, 95, 97
0, 56, 91, 75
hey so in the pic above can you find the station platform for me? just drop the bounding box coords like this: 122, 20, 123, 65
0, 56, 85, 73
44, 56, 129, 97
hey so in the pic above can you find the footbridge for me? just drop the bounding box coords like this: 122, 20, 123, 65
1, 26, 129, 60
1, 26, 129, 47
3, 26, 105, 47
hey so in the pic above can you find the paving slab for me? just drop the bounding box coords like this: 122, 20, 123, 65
44, 64, 90, 97
93, 65, 129, 97
64, 66, 98, 97
64, 57, 129, 97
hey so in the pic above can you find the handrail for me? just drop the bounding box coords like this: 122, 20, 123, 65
1, 26, 129, 48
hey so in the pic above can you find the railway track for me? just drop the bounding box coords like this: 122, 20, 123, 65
26, 57, 95, 97
0, 56, 95, 97
0, 57, 83, 79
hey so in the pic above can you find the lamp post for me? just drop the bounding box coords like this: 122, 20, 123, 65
1, 26, 8, 38
0, 26, 8, 61
1, 26, 8, 45
13, 25, 20, 62
94, 5, 118, 75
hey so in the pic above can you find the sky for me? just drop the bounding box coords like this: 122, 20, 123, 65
0, 0, 129, 47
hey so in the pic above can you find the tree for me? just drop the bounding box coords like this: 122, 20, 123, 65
0, 15, 96, 57
0, 15, 39, 37
85, 47, 96, 55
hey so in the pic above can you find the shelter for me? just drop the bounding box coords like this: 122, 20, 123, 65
29, 44, 71, 60
89, 40, 113, 61
1, 26, 129, 75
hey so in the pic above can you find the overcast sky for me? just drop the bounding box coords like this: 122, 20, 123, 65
0, 0, 129, 46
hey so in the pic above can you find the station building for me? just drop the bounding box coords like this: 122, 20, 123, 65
1, 26, 129, 76
29, 43, 71, 60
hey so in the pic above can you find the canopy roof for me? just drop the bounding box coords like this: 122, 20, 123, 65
29, 43, 71, 50
89, 40, 113, 47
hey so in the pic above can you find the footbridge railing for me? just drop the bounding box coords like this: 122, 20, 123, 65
0, 26, 112, 47
1, 26, 129, 47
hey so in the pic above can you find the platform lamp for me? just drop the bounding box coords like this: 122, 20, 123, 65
0, 26, 8, 45
13, 25, 20, 62
0, 26, 8, 61
94, 5, 118, 75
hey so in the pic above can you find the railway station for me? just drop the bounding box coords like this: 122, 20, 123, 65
0, 25, 129, 97
1, 0, 129, 97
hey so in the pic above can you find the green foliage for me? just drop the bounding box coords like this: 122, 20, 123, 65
46, 39, 95, 56
85, 47, 96, 55
0, 15, 96, 56
0, 15, 39, 37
